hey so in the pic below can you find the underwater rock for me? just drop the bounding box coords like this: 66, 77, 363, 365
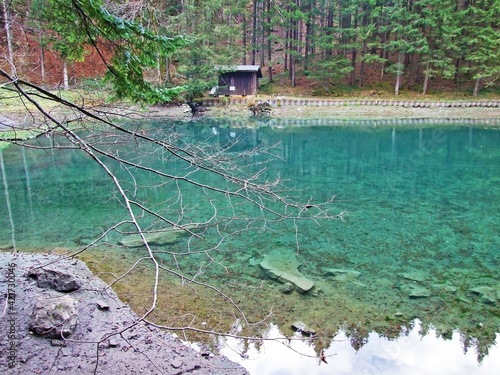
402, 284, 431, 298
401, 271, 427, 282
291, 321, 316, 336
323, 268, 365, 287
432, 283, 457, 293
259, 252, 314, 293
323, 268, 361, 279
248, 257, 259, 267
470, 286, 497, 304
278, 283, 295, 294
118, 225, 199, 247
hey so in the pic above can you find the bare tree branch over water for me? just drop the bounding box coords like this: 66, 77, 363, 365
0, 65, 344, 364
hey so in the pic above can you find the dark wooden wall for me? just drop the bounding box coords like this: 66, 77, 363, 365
218, 72, 258, 96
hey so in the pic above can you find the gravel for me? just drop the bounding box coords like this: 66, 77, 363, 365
0, 252, 249, 375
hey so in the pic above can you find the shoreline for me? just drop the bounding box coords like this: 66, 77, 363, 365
0, 251, 249, 375
200, 100, 500, 123
2, 98, 500, 133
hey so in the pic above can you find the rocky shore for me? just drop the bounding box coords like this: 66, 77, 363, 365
0, 252, 249, 375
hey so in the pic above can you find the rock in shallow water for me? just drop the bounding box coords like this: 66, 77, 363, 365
323, 268, 361, 279
118, 224, 200, 247
291, 321, 316, 335
278, 282, 295, 294
401, 271, 428, 282
470, 286, 497, 304
259, 251, 314, 293
408, 285, 431, 298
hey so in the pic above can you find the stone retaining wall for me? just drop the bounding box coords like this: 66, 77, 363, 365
202, 97, 500, 108
202, 117, 500, 128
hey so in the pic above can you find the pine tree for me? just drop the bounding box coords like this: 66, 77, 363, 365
462, 0, 500, 96
382, 0, 428, 95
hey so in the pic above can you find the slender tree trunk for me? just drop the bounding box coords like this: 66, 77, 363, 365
454, 58, 461, 86
156, 53, 162, 84
395, 52, 404, 95
350, 49, 357, 86
284, 29, 289, 71
349, 8, 358, 87
290, 15, 297, 87
1, 0, 14, 74
242, 15, 247, 65
251, 0, 258, 65
63, 60, 69, 89
422, 61, 430, 94
359, 42, 366, 88
473, 76, 481, 97
165, 57, 171, 83
259, 0, 265, 67
39, 31, 46, 82
358, 4, 368, 88
266, 0, 272, 83
304, 2, 312, 71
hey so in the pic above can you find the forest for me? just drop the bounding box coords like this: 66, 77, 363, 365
1, 0, 499, 100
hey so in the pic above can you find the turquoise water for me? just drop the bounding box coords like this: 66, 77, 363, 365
1, 120, 499, 372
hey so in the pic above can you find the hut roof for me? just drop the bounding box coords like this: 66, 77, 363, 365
216, 65, 262, 78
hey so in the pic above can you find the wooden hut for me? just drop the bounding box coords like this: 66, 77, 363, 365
216, 65, 262, 96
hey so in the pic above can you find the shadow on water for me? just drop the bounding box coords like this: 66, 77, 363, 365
0, 118, 499, 374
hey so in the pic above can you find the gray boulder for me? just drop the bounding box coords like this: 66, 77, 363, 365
30, 295, 78, 339
259, 251, 314, 293
28, 266, 81, 292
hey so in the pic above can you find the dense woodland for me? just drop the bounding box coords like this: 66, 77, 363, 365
1, 0, 499, 100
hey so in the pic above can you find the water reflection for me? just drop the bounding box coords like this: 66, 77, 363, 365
220, 320, 500, 375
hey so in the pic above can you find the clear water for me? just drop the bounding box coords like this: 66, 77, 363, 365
1, 120, 499, 374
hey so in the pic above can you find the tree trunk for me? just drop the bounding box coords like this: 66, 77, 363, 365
1, 0, 14, 74
358, 4, 368, 88
454, 58, 460, 86
251, 0, 258, 65
350, 49, 357, 86
266, 0, 272, 83
284, 29, 288, 71
63, 60, 69, 89
304, 1, 313, 71
156, 53, 162, 84
349, 8, 358, 87
39, 31, 46, 82
473, 76, 481, 97
242, 15, 247, 65
422, 64, 430, 95
259, 0, 265, 67
165, 57, 171, 83
395, 53, 404, 95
